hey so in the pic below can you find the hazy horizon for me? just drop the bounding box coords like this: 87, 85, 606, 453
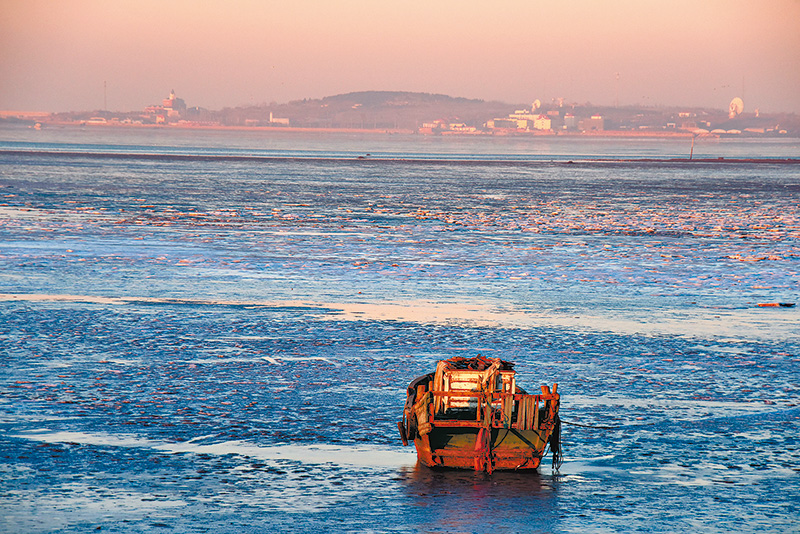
3, 0, 800, 114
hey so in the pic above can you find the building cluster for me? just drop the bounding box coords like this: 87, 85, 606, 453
141, 90, 289, 127
418, 120, 480, 135
244, 112, 290, 127
486, 108, 552, 131
417, 96, 793, 137
143, 90, 187, 123
421, 100, 606, 135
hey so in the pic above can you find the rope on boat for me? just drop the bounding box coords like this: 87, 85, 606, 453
549, 414, 563, 471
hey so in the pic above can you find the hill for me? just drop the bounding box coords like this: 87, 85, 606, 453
221, 91, 516, 130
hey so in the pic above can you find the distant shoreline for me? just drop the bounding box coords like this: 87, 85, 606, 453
2, 149, 796, 165
17, 120, 713, 139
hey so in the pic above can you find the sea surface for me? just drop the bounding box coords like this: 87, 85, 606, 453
1, 125, 799, 533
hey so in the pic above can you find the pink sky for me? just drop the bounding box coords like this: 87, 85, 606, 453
2, 0, 799, 113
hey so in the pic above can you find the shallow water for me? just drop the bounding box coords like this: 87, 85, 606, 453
1, 126, 798, 533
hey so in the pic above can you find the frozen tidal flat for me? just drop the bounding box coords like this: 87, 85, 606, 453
1, 129, 799, 532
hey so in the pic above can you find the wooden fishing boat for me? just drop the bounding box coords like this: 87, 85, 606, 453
398, 356, 561, 473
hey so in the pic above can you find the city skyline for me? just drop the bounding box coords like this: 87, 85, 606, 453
2, 0, 800, 114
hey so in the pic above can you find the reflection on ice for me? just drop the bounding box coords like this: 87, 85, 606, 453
397, 464, 560, 533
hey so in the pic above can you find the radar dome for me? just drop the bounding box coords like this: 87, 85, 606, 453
729, 97, 744, 118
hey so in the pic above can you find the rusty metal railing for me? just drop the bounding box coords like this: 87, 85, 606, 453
418, 383, 559, 431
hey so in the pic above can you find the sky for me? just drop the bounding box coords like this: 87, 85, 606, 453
2, 0, 799, 113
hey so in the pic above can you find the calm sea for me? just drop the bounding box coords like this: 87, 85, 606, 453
1, 125, 799, 533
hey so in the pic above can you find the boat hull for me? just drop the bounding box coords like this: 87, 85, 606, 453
414, 426, 548, 471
